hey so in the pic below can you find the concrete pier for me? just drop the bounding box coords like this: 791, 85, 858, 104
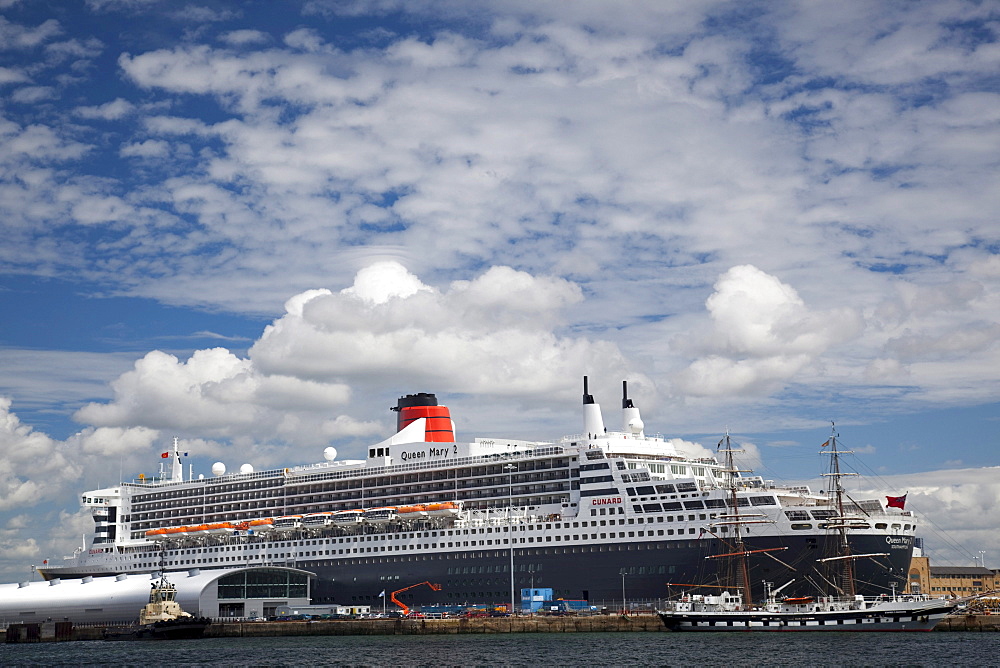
7, 613, 998, 642
4, 615, 663, 642
934, 614, 1000, 632
205, 615, 665, 637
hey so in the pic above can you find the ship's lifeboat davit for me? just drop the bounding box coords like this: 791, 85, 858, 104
143, 499, 463, 544
397, 505, 429, 519
424, 501, 461, 518
363, 507, 397, 524
302, 512, 334, 528
332, 510, 363, 525
244, 518, 274, 534
272, 515, 303, 532
205, 522, 236, 535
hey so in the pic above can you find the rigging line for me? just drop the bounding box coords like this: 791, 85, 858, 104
830, 436, 982, 566
822, 434, 892, 487
853, 574, 898, 594
845, 447, 914, 493
910, 512, 982, 566
761, 548, 799, 572
845, 500, 973, 566
811, 566, 845, 597
802, 574, 826, 597
840, 489, 873, 517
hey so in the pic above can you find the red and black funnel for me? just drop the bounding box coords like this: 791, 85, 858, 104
391, 393, 454, 442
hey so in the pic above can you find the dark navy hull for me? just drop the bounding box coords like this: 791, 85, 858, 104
305, 533, 913, 608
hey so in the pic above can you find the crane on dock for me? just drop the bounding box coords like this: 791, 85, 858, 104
390, 581, 442, 616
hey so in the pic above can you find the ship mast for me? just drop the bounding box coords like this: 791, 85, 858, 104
719, 432, 753, 608
822, 423, 856, 597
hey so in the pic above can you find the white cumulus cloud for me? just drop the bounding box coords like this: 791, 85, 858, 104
251, 261, 635, 399
0, 398, 80, 512
675, 265, 862, 396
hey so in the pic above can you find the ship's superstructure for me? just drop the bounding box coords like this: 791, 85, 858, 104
41, 380, 918, 609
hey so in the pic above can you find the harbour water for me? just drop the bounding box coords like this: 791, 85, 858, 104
5, 632, 1000, 667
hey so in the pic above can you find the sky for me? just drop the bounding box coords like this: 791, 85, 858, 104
0, 0, 998, 581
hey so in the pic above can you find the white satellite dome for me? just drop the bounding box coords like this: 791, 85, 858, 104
211, 462, 226, 476
323, 447, 338, 461
239, 463, 254, 474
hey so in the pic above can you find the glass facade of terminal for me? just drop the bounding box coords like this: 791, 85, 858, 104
217, 569, 308, 600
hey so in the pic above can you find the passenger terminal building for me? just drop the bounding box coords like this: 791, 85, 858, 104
0, 567, 311, 626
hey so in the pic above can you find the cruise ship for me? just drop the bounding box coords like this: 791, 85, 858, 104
38, 379, 917, 610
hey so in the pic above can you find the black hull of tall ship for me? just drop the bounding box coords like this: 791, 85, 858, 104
657, 599, 956, 632
305, 534, 912, 608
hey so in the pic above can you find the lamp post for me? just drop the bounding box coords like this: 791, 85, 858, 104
506, 463, 516, 615
620, 569, 627, 616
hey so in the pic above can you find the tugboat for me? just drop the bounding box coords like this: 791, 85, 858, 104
657, 426, 956, 631
104, 573, 211, 640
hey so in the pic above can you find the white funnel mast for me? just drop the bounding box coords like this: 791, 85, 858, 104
170, 437, 184, 482
582, 376, 606, 438
621, 381, 645, 437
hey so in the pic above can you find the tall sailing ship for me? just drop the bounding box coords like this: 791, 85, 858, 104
39, 378, 918, 610
656, 429, 954, 631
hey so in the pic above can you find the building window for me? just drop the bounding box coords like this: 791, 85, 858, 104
217, 569, 308, 600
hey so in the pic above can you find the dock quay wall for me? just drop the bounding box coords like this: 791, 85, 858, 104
3, 615, 662, 642
934, 614, 1000, 632
6, 613, 998, 642
205, 615, 665, 637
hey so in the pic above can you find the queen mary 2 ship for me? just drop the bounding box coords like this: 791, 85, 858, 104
39, 379, 917, 609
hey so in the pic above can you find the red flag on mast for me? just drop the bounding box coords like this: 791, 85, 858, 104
886, 493, 907, 509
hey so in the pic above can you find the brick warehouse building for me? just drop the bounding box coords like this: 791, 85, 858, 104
907, 556, 1000, 597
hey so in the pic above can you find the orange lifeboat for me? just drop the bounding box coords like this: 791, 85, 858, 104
205, 522, 235, 535
247, 518, 274, 534
782, 596, 815, 605
144, 528, 169, 541
424, 502, 461, 517
397, 505, 428, 518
